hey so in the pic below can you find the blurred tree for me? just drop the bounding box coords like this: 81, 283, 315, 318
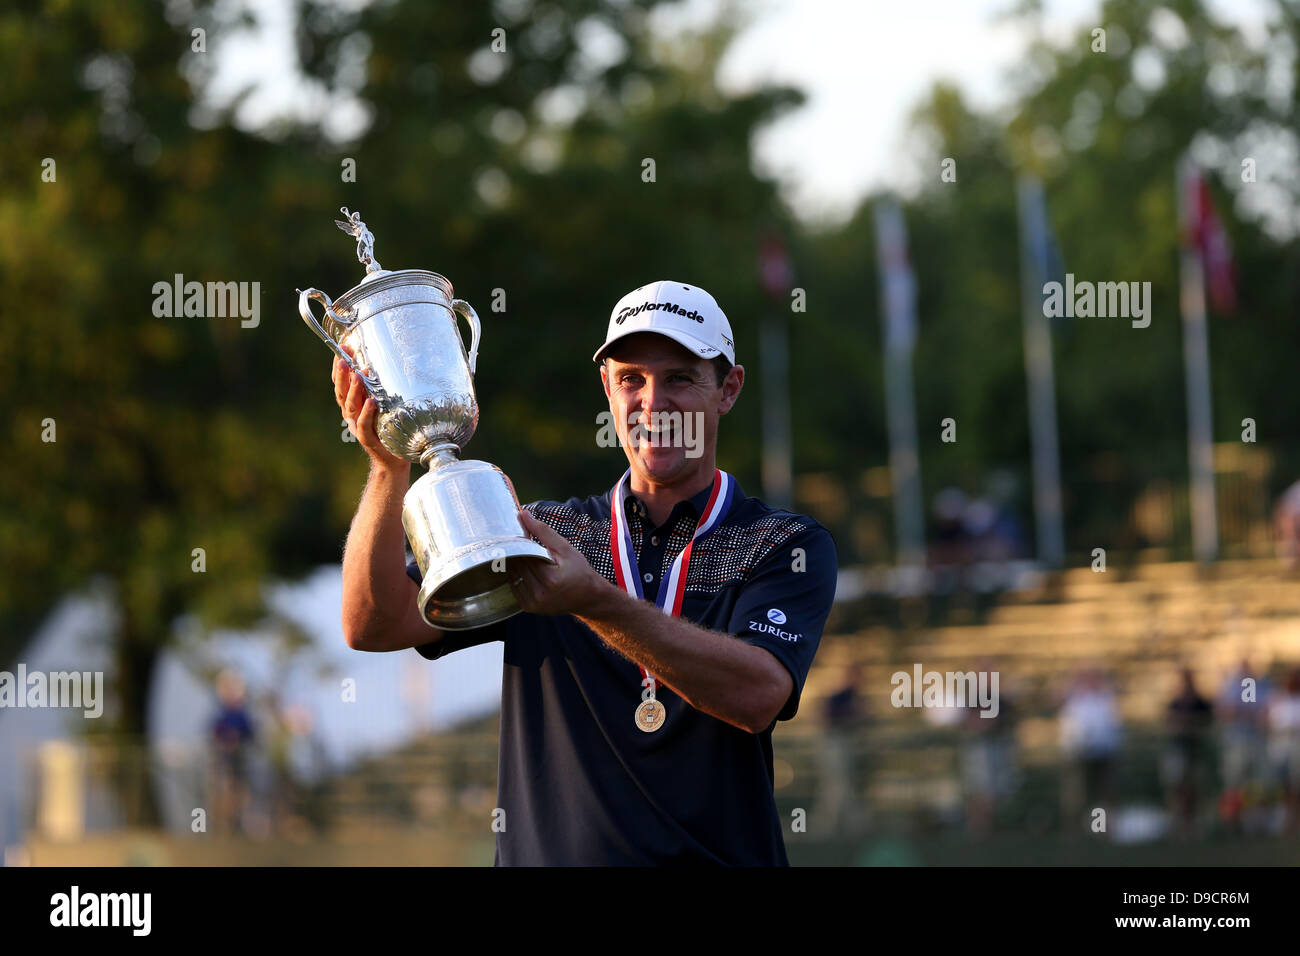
0, 0, 801, 823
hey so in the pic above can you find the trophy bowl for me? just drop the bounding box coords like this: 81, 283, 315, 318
404, 453, 556, 630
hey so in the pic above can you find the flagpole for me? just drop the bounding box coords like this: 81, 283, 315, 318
1178, 155, 1219, 564
759, 312, 794, 510
873, 199, 927, 572
1016, 177, 1066, 569
883, 341, 926, 570
757, 233, 795, 511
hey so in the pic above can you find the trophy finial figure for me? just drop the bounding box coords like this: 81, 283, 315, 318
334, 206, 383, 274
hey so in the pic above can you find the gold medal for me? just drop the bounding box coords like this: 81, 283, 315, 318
635, 698, 666, 732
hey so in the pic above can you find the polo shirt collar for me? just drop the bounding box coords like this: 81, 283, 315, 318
620, 472, 742, 527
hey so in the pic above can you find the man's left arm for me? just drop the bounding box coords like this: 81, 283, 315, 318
514, 511, 838, 734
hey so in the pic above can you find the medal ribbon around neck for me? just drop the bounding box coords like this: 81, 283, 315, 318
608, 468, 735, 701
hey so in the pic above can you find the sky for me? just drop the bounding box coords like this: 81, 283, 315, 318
688, 0, 1096, 220
669, 0, 1277, 222
205, 0, 1279, 225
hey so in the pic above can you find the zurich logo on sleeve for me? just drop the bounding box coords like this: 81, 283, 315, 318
749, 607, 800, 641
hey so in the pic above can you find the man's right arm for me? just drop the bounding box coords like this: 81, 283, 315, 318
341, 463, 443, 652
334, 352, 444, 654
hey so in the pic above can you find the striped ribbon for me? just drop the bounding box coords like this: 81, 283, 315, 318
608, 468, 735, 696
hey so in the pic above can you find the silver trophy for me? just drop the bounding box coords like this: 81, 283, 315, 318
297, 207, 552, 629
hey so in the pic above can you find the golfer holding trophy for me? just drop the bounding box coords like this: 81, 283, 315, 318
302, 208, 838, 865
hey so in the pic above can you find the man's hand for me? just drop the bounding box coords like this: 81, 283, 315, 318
512, 510, 615, 617
332, 347, 407, 473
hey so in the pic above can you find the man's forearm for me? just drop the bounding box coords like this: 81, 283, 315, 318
341, 463, 412, 645
574, 584, 790, 734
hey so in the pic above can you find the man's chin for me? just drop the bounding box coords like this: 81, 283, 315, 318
630, 446, 690, 482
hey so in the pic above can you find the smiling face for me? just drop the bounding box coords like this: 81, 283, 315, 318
600, 332, 743, 496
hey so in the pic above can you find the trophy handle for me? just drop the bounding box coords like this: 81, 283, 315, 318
297, 287, 384, 397
451, 299, 482, 375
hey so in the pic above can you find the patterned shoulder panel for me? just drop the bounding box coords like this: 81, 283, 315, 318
522, 497, 618, 584
681, 508, 825, 595
523, 495, 826, 596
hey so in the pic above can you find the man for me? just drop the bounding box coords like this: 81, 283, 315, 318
333, 279, 838, 865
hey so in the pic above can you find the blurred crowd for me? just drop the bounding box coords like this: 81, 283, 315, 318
209, 670, 331, 839
930, 480, 1030, 569
815, 659, 1300, 841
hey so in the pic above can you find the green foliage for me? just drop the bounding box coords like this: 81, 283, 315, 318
0, 0, 801, 733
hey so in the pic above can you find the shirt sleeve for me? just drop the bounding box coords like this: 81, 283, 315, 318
727, 524, 838, 726
407, 560, 510, 660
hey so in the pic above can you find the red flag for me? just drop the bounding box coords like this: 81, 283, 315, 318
758, 232, 794, 304
1183, 168, 1237, 315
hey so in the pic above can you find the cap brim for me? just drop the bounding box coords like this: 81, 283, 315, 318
592, 327, 725, 364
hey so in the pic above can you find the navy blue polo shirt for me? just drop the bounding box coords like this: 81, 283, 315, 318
407, 475, 837, 865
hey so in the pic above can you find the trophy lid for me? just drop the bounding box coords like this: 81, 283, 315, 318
334, 207, 392, 284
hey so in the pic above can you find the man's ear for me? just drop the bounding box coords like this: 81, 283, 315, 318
600, 361, 611, 400
717, 364, 744, 415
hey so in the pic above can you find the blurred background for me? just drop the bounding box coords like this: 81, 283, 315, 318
3, 0, 1300, 865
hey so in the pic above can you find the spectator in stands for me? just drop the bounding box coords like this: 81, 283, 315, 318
211, 669, 256, 835
1161, 667, 1214, 839
1058, 669, 1123, 833
1268, 667, 1300, 835
931, 488, 971, 567
813, 662, 869, 836
1274, 480, 1300, 569
959, 659, 1018, 837
963, 471, 1028, 565
1217, 658, 1269, 832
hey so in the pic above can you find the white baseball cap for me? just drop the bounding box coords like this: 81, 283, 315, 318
592, 280, 736, 365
